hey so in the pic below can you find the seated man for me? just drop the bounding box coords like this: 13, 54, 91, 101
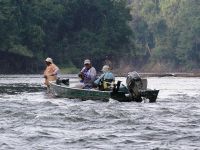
77, 59, 97, 89
94, 65, 115, 91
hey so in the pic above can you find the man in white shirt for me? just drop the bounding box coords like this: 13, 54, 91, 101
78, 59, 97, 89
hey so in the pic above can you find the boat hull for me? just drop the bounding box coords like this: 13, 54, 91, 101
49, 81, 111, 101
49, 81, 159, 102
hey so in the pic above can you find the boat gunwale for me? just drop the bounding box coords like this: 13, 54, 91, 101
49, 81, 112, 93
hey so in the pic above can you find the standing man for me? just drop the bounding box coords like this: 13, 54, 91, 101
77, 59, 97, 89
44, 57, 59, 87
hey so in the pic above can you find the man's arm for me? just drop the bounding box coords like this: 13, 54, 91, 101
52, 66, 59, 75
88, 67, 97, 81
94, 74, 104, 85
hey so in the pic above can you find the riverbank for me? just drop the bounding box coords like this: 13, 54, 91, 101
0, 51, 199, 77
115, 72, 200, 77
112, 63, 200, 77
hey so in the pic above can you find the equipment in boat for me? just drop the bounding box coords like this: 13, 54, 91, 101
49, 72, 159, 102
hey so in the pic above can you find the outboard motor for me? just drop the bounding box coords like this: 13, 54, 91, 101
126, 71, 143, 102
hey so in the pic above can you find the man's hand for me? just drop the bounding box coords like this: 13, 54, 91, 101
78, 72, 84, 79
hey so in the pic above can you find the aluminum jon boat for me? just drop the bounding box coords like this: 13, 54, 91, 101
49, 72, 159, 103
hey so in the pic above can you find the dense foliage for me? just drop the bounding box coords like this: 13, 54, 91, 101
129, 0, 200, 70
0, 0, 134, 70
0, 0, 199, 72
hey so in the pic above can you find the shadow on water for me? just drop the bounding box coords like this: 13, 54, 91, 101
0, 83, 45, 94
0, 74, 48, 94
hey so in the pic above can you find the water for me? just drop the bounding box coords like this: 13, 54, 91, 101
0, 75, 200, 150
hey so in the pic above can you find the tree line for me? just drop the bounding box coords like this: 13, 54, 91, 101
0, 0, 199, 73
129, 0, 200, 71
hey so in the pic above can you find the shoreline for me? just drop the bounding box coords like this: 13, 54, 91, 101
115, 72, 200, 77
0, 72, 200, 78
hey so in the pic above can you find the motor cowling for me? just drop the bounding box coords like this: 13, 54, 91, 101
126, 71, 143, 102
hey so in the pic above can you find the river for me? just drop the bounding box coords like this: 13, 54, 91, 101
0, 75, 200, 150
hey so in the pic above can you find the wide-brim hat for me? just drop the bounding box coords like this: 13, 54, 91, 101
45, 57, 53, 63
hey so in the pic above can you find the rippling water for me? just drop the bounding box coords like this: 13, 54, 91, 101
0, 75, 200, 150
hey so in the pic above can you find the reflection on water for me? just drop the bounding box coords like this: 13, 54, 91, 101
0, 75, 200, 150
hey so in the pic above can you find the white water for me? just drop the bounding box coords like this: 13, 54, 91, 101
0, 75, 200, 150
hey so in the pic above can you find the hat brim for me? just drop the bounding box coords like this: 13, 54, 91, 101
84, 62, 90, 65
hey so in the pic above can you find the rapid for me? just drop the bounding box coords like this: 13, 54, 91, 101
0, 75, 200, 150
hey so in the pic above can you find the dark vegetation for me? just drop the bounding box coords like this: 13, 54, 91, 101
0, 51, 43, 74
0, 0, 199, 74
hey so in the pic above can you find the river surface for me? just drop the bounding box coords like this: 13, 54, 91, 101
0, 75, 200, 150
